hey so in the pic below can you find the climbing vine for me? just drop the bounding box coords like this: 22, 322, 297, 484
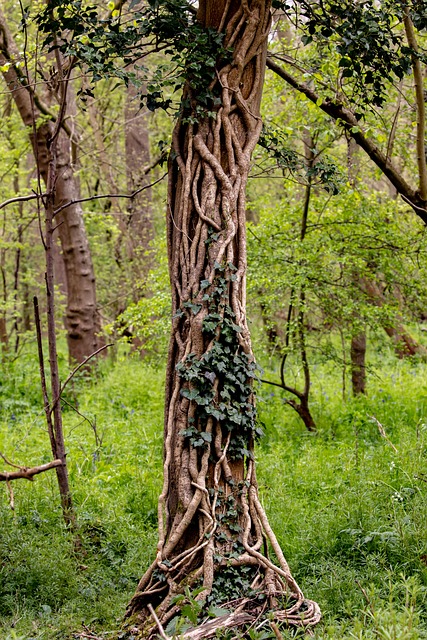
123, 1, 321, 637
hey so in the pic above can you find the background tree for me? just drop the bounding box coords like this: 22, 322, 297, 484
0, 9, 101, 364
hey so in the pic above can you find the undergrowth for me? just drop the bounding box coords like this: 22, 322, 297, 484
1, 339, 427, 638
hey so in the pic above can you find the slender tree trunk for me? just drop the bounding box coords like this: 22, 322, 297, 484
0, 12, 101, 363
266, 134, 316, 433
127, 2, 320, 636
347, 137, 367, 396
0, 245, 7, 350
125, 81, 153, 286
351, 331, 367, 395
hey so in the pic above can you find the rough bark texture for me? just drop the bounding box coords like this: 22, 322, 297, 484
0, 12, 101, 363
127, 2, 320, 637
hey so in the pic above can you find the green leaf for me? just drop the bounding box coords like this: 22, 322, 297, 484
181, 604, 198, 625
208, 606, 230, 618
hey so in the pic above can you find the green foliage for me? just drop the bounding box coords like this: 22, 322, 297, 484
0, 350, 163, 637
3, 345, 427, 637
34, 0, 229, 116
3, 1, 427, 638
275, 0, 416, 109
247, 182, 427, 398
258, 125, 344, 194
111, 235, 171, 359
255, 346, 427, 638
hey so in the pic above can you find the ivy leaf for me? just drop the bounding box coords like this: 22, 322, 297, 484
208, 606, 230, 618
181, 388, 199, 401
184, 301, 202, 315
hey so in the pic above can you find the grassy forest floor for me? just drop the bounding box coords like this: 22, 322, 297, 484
1, 339, 427, 639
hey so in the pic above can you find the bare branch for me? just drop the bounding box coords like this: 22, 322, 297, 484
0, 191, 47, 212
52, 173, 167, 217
0, 154, 167, 214
0, 459, 63, 481
369, 415, 398, 452
0, 451, 24, 469
266, 57, 427, 223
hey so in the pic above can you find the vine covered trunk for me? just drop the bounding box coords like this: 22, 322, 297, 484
127, 1, 320, 636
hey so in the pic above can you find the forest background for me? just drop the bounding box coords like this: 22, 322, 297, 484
1, 0, 427, 638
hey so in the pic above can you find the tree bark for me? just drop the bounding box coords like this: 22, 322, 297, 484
351, 331, 367, 395
127, 1, 320, 636
0, 11, 101, 363
125, 81, 154, 282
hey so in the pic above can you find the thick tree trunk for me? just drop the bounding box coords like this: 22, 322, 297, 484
54, 132, 101, 362
127, 2, 320, 636
0, 12, 101, 363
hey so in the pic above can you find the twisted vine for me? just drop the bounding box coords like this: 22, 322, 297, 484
126, 1, 320, 636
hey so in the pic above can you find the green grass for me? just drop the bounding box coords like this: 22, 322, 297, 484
1, 340, 427, 638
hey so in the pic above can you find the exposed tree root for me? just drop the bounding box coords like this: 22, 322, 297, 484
126, 457, 321, 637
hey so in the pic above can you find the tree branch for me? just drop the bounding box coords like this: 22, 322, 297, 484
52, 173, 167, 217
0, 191, 47, 212
0, 459, 63, 481
266, 56, 427, 223
261, 377, 303, 399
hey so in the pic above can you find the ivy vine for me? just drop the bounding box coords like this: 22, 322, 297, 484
176, 266, 263, 461
34, 0, 231, 117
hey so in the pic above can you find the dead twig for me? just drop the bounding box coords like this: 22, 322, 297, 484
355, 579, 376, 618
52, 173, 167, 217
0, 450, 24, 470
148, 603, 170, 640
369, 415, 398, 453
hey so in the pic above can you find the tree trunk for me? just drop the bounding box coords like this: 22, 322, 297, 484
351, 331, 367, 395
361, 278, 426, 359
125, 81, 153, 287
127, 2, 320, 636
0, 12, 101, 363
